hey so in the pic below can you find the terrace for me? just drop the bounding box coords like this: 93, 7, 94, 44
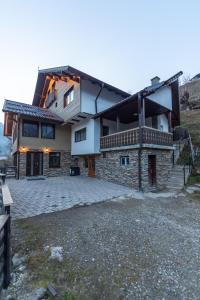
95, 91, 175, 150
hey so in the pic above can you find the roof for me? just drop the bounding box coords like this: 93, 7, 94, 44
192, 73, 200, 80
32, 65, 130, 106
3, 99, 64, 123
94, 71, 183, 119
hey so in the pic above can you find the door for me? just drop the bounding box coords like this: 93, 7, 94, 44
88, 156, 96, 177
148, 155, 156, 186
26, 152, 43, 176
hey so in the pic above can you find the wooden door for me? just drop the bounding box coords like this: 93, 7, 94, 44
148, 155, 156, 186
88, 156, 96, 177
26, 152, 43, 176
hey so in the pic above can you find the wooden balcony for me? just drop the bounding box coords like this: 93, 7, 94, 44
100, 126, 173, 149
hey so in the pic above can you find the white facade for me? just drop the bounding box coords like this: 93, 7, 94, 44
148, 86, 172, 110
71, 119, 100, 155
81, 79, 124, 114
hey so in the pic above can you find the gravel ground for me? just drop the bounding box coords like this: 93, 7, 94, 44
9, 191, 200, 299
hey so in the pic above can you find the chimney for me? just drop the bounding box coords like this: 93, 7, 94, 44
151, 76, 160, 86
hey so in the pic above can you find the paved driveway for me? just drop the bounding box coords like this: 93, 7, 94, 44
7, 176, 133, 219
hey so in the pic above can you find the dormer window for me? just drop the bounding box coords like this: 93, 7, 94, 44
64, 86, 74, 108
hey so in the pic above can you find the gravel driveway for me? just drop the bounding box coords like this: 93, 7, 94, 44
10, 190, 200, 299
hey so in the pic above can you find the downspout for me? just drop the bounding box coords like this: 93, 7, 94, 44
95, 83, 104, 114
17, 115, 20, 180
138, 92, 143, 191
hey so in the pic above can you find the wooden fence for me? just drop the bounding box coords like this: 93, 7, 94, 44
0, 214, 11, 291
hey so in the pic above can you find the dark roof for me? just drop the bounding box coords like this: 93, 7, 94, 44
192, 73, 200, 80
94, 71, 183, 120
32, 65, 130, 106
3, 99, 63, 123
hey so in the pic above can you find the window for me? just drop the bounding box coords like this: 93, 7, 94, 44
64, 86, 74, 107
22, 121, 39, 137
41, 123, 55, 139
120, 156, 129, 166
103, 152, 107, 158
49, 152, 60, 168
75, 128, 86, 142
102, 126, 109, 136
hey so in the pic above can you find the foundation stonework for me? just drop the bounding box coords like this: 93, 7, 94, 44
95, 148, 173, 191
18, 151, 72, 178
96, 150, 139, 189
141, 149, 173, 192
18, 152, 26, 177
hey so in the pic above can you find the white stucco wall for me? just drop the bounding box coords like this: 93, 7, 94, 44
157, 114, 169, 132
81, 79, 125, 114
148, 86, 172, 110
71, 119, 100, 155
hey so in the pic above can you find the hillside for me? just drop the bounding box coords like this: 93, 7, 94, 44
181, 109, 200, 148
0, 122, 11, 157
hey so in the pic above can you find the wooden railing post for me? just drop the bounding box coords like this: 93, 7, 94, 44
3, 216, 11, 289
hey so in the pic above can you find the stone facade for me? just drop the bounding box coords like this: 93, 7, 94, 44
17, 148, 173, 192
95, 148, 173, 192
141, 149, 173, 192
96, 150, 139, 189
18, 151, 72, 178
18, 152, 26, 177
43, 151, 72, 177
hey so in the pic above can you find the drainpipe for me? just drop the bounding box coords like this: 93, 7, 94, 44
138, 93, 143, 191
95, 83, 104, 114
17, 115, 20, 180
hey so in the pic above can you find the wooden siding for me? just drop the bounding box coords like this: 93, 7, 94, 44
47, 79, 81, 122
19, 118, 71, 151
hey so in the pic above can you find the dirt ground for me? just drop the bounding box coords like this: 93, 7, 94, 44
7, 191, 200, 299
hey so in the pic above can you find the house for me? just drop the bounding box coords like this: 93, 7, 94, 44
2, 66, 183, 191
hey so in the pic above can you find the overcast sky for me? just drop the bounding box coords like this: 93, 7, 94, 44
0, 0, 200, 122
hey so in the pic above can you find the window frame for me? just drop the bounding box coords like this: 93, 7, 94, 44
120, 156, 130, 166
64, 86, 74, 108
49, 152, 61, 168
41, 123, 55, 139
22, 120, 39, 138
75, 128, 86, 143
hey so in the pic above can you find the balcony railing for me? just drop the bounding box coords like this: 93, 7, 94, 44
100, 126, 173, 149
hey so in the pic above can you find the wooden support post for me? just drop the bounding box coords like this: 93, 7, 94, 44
168, 111, 172, 132
138, 93, 143, 191
100, 117, 103, 137
116, 113, 120, 132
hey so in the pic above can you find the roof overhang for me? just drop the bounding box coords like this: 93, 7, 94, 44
32, 65, 130, 107
94, 71, 183, 123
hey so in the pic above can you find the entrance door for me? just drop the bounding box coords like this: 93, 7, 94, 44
88, 156, 96, 177
148, 155, 156, 186
26, 152, 43, 176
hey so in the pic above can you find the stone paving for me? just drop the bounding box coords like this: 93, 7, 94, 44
6, 176, 133, 219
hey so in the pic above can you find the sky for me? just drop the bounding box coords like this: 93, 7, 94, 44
0, 0, 200, 122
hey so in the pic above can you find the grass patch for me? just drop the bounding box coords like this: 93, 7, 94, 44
187, 175, 200, 186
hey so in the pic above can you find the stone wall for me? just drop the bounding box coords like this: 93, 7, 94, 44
141, 149, 173, 192
18, 151, 72, 178
43, 151, 72, 177
19, 152, 26, 177
96, 150, 139, 189
78, 157, 88, 176
95, 148, 173, 192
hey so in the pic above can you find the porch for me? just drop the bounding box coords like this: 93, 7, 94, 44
100, 126, 173, 149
